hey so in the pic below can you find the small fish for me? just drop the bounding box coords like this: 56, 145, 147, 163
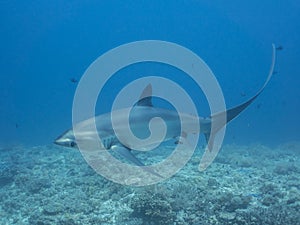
276, 46, 283, 51
70, 78, 78, 83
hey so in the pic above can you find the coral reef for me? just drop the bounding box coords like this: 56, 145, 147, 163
0, 142, 299, 224
130, 191, 175, 225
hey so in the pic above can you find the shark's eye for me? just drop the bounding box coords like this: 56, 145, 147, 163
70, 141, 76, 147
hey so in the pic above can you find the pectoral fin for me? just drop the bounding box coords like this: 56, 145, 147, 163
112, 145, 163, 178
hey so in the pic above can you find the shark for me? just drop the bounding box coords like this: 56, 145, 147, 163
54, 45, 276, 177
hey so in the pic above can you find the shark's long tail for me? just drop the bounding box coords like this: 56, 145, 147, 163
212, 43, 276, 126
200, 44, 277, 171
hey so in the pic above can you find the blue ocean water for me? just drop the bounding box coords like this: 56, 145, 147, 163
1, 1, 300, 224
1, 0, 299, 146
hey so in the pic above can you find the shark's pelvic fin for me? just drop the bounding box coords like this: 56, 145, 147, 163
174, 131, 188, 144
135, 84, 153, 107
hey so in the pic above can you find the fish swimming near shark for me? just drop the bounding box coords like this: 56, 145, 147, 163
54, 44, 276, 178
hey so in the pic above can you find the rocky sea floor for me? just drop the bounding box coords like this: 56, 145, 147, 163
0, 142, 300, 225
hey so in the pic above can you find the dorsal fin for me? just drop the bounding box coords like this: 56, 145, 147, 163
136, 84, 153, 107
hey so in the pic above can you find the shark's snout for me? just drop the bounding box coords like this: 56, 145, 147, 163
53, 130, 77, 148
53, 138, 64, 146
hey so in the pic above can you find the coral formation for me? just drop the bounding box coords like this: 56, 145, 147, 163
0, 143, 299, 224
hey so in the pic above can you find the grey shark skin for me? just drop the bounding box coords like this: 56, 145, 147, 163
54, 45, 276, 176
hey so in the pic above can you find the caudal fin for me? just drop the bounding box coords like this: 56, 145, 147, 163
212, 43, 276, 126
200, 44, 277, 171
